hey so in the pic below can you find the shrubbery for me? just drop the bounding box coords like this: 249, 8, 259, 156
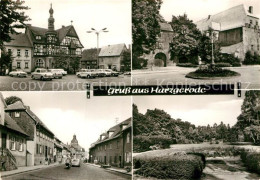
134, 152, 205, 179
218, 54, 241, 67
243, 51, 260, 65
153, 59, 164, 67
177, 63, 198, 68
134, 135, 173, 152
240, 150, 260, 174
215, 63, 232, 67
132, 57, 148, 69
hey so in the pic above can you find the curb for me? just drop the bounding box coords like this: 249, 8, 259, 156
0, 163, 61, 178
86, 163, 131, 176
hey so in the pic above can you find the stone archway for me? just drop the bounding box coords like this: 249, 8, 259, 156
154, 52, 167, 67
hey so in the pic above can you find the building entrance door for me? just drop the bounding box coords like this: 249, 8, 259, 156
45, 146, 48, 158
104, 156, 107, 164
1, 133, 7, 148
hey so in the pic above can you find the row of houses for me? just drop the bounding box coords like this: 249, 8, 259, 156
144, 4, 260, 66
89, 118, 132, 168
0, 93, 84, 171
2, 4, 129, 74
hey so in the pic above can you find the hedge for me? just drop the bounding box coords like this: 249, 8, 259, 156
177, 63, 198, 68
215, 62, 232, 67
134, 152, 205, 179
240, 150, 260, 174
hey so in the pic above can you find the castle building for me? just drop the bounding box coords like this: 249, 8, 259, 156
196, 4, 260, 61
4, 4, 83, 72
89, 118, 132, 168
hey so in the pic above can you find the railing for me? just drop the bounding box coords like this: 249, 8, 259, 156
0, 147, 17, 171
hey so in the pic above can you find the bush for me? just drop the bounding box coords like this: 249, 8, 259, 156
153, 59, 164, 67
215, 63, 232, 67
134, 153, 205, 179
243, 51, 260, 65
134, 135, 173, 153
132, 57, 148, 69
218, 53, 241, 66
177, 63, 198, 68
240, 150, 260, 174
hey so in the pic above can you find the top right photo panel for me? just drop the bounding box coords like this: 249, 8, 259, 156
132, 0, 260, 89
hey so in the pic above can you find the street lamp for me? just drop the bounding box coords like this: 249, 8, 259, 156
86, 28, 108, 68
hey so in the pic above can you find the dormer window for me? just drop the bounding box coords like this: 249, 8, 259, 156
36, 36, 41, 40
14, 112, 20, 117
108, 131, 114, 137
122, 124, 127, 130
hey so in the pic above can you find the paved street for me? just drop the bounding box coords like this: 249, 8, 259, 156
2, 163, 131, 180
132, 66, 260, 89
0, 74, 131, 91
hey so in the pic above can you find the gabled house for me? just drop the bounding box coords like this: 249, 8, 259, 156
0, 93, 29, 170
3, 34, 33, 73
5, 101, 55, 166
89, 118, 132, 168
69, 134, 85, 159
80, 48, 101, 69
196, 4, 260, 61
98, 43, 128, 71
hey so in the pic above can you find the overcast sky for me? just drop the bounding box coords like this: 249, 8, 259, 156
2, 92, 131, 152
160, 0, 260, 22
20, 0, 131, 49
134, 94, 243, 127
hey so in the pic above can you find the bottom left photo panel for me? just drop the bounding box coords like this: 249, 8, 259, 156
0, 91, 132, 180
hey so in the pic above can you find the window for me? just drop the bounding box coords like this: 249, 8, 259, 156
105, 145, 106, 150
36, 130, 39, 136
36, 36, 41, 40
109, 143, 112, 149
36, 59, 44, 67
250, 20, 253, 24
127, 133, 130, 143
251, 45, 254, 51
125, 152, 131, 163
25, 50, 29, 57
8, 49, 11, 54
25, 62, 29, 69
10, 136, 16, 150
17, 49, 21, 56
17, 62, 21, 68
39, 145, 42, 154
14, 112, 20, 117
18, 139, 23, 151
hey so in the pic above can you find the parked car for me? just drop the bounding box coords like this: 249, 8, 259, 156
124, 71, 131, 76
104, 69, 119, 77
76, 69, 97, 78
9, 69, 27, 77
71, 158, 80, 167
95, 69, 112, 77
76, 69, 87, 77
56, 69, 67, 76
31, 68, 53, 80
48, 69, 63, 79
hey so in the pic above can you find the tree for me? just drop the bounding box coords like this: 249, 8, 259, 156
0, 48, 12, 75
121, 50, 131, 72
169, 14, 201, 64
132, 0, 162, 66
0, 0, 30, 48
5, 96, 23, 105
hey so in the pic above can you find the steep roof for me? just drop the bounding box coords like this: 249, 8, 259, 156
56, 25, 72, 42
4, 33, 32, 47
90, 118, 131, 148
159, 22, 173, 32
81, 48, 101, 61
196, 4, 259, 31
5, 101, 26, 111
0, 93, 7, 108
4, 113, 28, 137
99, 43, 126, 57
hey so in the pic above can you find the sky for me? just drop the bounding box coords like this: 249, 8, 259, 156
20, 0, 131, 49
2, 92, 132, 152
160, 0, 260, 22
134, 94, 243, 127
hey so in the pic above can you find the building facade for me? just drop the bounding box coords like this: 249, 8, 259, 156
4, 34, 33, 73
196, 4, 260, 61
89, 118, 132, 168
0, 93, 28, 169
69, 134, 85, 159
80, 48, 100, 69
5, 101, 55, 166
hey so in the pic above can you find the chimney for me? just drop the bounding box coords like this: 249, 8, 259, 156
207, 15, 211, 20
249, 6, 253, 14
62, 25, 65, 28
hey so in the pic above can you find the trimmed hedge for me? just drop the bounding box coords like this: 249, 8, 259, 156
215, 62, 232, 67
177, 63, 198, 68
134, 135, 173, 153
240, 150, 260, 174
134, 152, 205, 179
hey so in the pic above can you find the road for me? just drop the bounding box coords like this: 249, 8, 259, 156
132, 66, 260, 89
2, 163, 131, 180
0, 74, 131, 91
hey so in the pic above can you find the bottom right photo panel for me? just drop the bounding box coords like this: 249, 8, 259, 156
133, 91, 260, 180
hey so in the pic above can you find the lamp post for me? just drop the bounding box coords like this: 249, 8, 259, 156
86, 28, 108, 69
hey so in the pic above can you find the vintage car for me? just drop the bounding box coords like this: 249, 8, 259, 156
104, 69, 119, 77
48, 69, 63, 79
31, 68, 53, 80
71, 158, 80, 167
56, 69, 67, 76
95, 69, 112, 77
9, 69, 27, 77
76, 69, 97, 78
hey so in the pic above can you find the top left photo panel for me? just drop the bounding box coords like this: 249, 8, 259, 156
0, 0, 131, 91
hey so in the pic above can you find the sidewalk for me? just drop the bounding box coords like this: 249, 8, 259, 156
0, 162, 61, 178
86, 163, 132, 176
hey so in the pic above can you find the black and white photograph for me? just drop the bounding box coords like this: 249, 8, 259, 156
0, 0, 131, 91
132, 0, 260, 89
133, 91, 260, 179
0, 92, 132, 179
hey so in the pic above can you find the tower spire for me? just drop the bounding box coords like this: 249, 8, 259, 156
48, 3, 55, 31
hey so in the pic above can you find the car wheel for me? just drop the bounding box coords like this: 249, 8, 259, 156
40, 76, 44, 81
31, 75, 35, 79
87, 75, 90, 79
10, 74, 13, 77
